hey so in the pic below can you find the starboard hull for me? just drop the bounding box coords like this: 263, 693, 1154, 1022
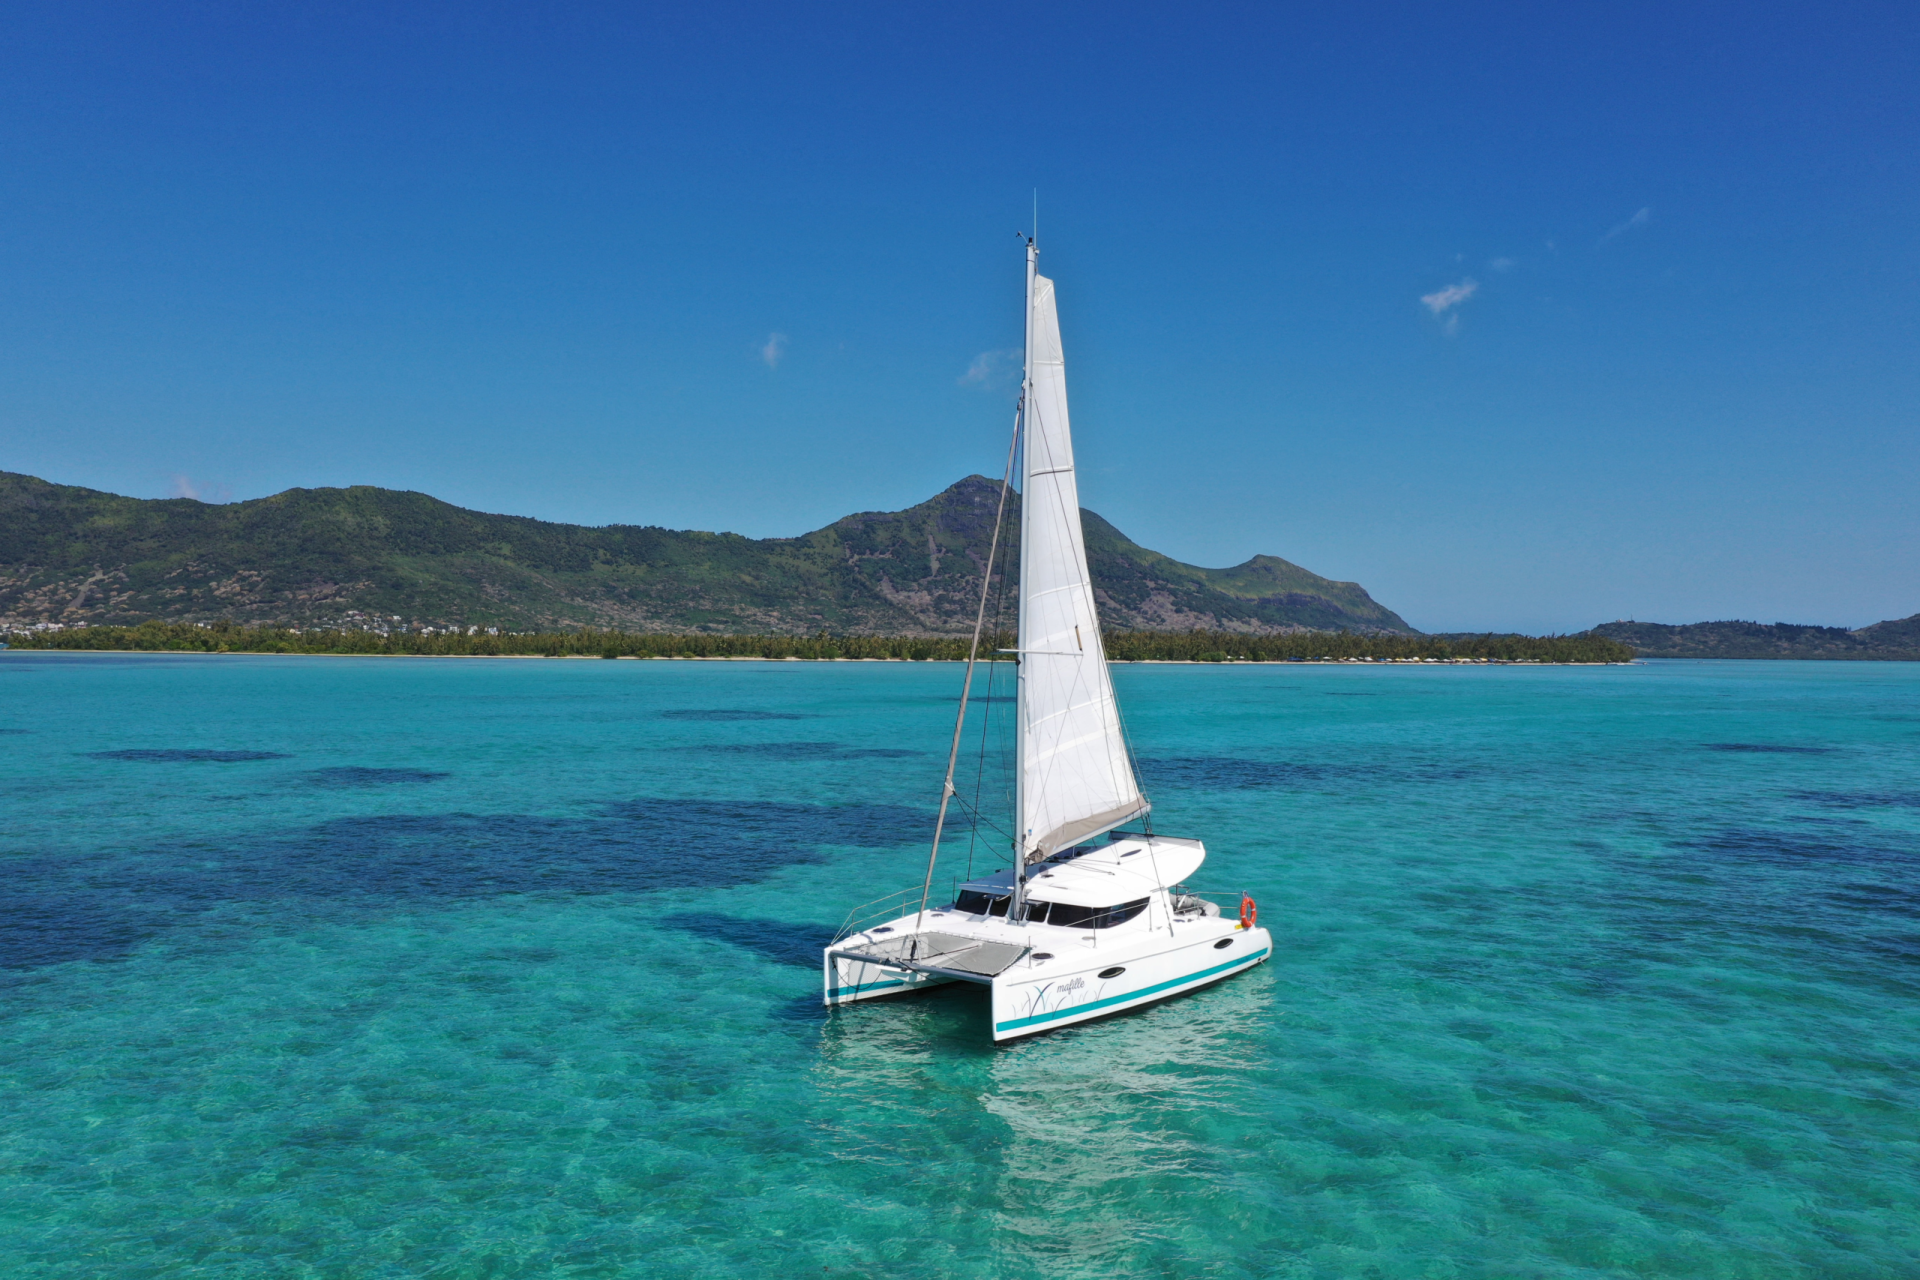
989, 926, 1271, 1041
823, 911, 1271, 1040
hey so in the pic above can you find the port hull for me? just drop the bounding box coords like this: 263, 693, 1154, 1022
824, 952, 961, 1005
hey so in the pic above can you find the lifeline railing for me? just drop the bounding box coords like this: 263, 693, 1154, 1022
831, 884, 939, 946
832, 882, 1254, 948
1164, 885, 1253, 913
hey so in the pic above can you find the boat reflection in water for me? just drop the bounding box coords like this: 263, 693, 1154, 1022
811, 963, 1277, 1270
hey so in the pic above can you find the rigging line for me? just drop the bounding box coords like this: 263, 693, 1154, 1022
990, 565, 1016, 857
963, 662, 988, 883
1144, 834, 1175, 938
951, 796, 1011, 843
1113, 678, 1150, 796
966, 402, 1020, 883
1023, 364, 1137, 858
1025, 630, 1098, 854
1019, 522, 1105, 852
1053, 521, 1139, 823
1106, 623, 1154, 836
916, 398, 1022, 933
963, 654, 991, 881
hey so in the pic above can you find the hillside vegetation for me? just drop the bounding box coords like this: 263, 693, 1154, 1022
1591, 617, 1920, 660
1, 472, 1411, 636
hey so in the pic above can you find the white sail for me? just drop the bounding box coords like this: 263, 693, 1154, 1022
1016, 251, 1149, 862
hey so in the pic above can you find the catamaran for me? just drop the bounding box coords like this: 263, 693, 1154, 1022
822, 239, 1272, 1040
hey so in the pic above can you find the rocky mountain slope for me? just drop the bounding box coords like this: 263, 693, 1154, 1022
0, 472, 1413, 635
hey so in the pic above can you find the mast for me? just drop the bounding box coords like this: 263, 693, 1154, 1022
1013, 236, 1037, 922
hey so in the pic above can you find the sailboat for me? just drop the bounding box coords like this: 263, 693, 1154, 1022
822, 239, 1272, 1041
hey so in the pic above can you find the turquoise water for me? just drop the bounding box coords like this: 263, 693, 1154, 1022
2, 654, 1916, 1278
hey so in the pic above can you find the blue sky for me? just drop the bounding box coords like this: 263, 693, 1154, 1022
2, 2, 1914, 633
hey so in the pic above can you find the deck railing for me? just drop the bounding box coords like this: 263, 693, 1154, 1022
830, 882, 1254, 947
831, 884, 935, 946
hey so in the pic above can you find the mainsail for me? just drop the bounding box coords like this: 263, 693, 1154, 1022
1015, 244, 1149, 863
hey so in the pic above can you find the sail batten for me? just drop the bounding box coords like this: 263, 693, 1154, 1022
1014, 254, 1148, 863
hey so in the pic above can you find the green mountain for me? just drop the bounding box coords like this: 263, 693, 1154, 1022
0, 472, 1413, 635
1589, 617, 1920, 660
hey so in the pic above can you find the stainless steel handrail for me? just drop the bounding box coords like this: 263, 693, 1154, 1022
830, 885, 924, 945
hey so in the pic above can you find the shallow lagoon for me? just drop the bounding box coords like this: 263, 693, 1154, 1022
1, 654, 1916, 1278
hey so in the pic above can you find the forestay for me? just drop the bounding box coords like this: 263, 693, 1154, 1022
1016, 258, 1149, 861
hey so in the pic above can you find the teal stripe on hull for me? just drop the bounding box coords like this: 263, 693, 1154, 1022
828, 978, 908, 999
994, 947, 1270, 1032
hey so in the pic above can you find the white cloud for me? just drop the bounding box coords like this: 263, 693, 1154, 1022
1420, 279, 1479, 337
1489, 257, 1516, 272
1599, 207, 1652, 244
958, 347, 1021, 389
760, 332, 788, 369
169, 475, 230, 503
1420, 279, 1478, 315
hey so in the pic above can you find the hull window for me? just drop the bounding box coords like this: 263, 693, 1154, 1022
955, 890, 1012, 917
1024, 897, 1149, 930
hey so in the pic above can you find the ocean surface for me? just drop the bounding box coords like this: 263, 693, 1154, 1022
1, 653, 1916, 1279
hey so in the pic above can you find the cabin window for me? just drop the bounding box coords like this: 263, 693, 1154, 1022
1025, 897, 1149, 930
954, 890, 1011, 917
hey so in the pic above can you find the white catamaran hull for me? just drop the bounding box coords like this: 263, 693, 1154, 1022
825, 921, 1271, 1039
825, 852, 1272, 1041
824, 953, 957, 1006
988, 926, 1271, 1041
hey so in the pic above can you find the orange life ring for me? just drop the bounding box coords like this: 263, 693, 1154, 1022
1239, 895, 1257, 931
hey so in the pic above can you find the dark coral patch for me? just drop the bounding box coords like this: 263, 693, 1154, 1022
88, 749, 291, 762
1137, 756, 1328, 790
0, 797, 927, 969
305, 767, 451, 788
1706, 743, 1834, 754
660, 914, 835, 968
696, 743, 921, 761
1793, 790, 1920, 811
659, 709, 813, 722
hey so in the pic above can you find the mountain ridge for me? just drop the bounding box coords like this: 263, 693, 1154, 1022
0, 471, 1413, 636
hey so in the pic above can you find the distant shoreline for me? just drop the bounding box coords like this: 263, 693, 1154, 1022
19, 644, 1910, 664
0, 622, 1637, 665
1, 647, 1631, 666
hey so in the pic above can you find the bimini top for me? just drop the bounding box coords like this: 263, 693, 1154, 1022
960, 835, 1207, 908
